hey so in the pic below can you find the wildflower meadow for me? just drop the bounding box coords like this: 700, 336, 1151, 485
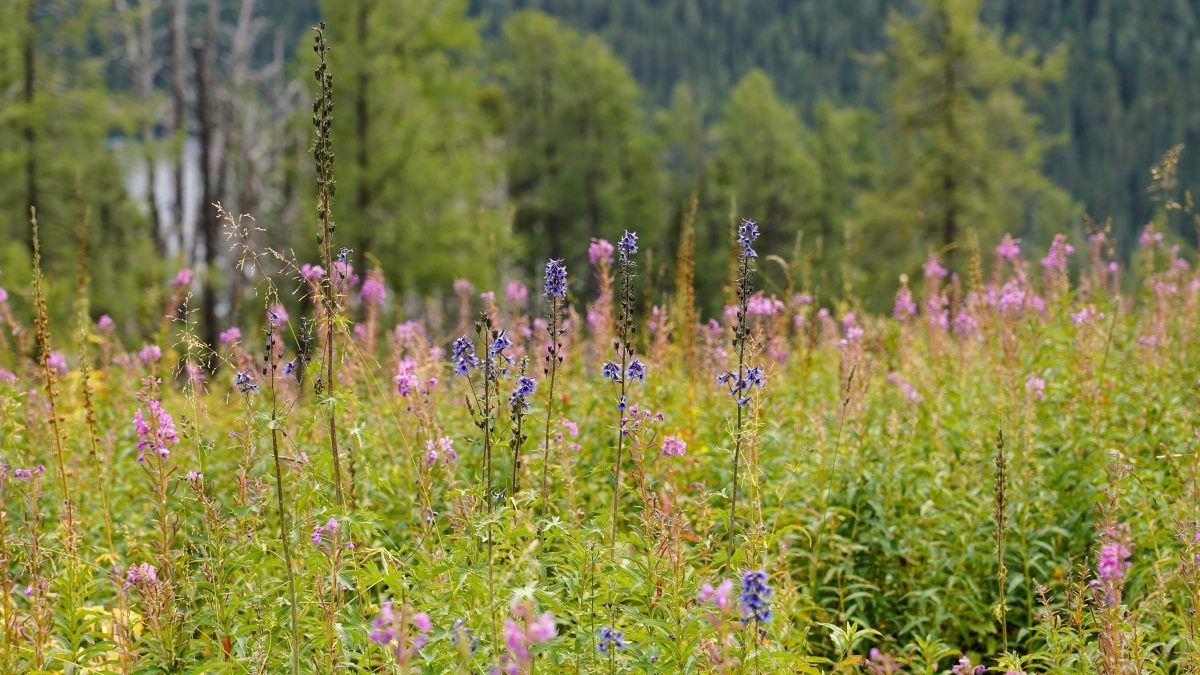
4, 23, 1200, 675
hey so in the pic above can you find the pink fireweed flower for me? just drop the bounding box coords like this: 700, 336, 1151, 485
1138, 335, 1159, 348
923, 254, 948, 279
369, 601, 431, 666
746, 293, 784, 316
173, 268, 194, 287
893, 284, 917, 321
395, 359, 420, 397
453, 278, 474, 296
588, 238, 614, 265
1091, 523, 1133, 606
1139, 227, 1164, 248
506, 281, 528, 304
360, 277, 386, 308
138, 345, 162, 364
886, 372, 923, 403
792, 293, 813, 306
301, 263, 325, 281
220, 327, 242, 345
1040, 233, 1074, 270
1025, 375, 1045, 400
0, 369, 15, 385
697, 579, 734, 611
480, 291, 495, 304
97, 314, 115, 333
1071, 305, 1104, 324
997, 279, 1026, 314
46, 351, 68, 375
124, 562, 158, 589
865, 649, 903, 675
0, 287, 6, 303
662, 435, 687, 457
502, 601, 557, 670
995, 234, 1021, 261
134, 400, 179, 462
951, 656, 986, 675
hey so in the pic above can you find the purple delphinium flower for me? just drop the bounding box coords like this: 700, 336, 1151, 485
617, 230, 638, 262
740, 570, 773, 623
234, 369, 259, 394
452, 336, 479, 375
626, 358, 646, 383
509, 375, 537, 411
737, 219, 759, 258
601, 361, 622, 383
544, 259, 567, 299
596, 626, 626, 654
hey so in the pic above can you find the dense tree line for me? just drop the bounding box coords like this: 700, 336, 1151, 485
0, 0, 1193, 344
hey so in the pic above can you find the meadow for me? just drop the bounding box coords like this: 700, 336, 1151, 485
1, 196, 1198, 675
2, 25, 1200, 675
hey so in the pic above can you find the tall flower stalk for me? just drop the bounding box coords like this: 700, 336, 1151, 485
992, 430, 1009, 652
508, 357, 536, 497
539, 259, 567, 518
266, 310, 301, 675
312, 22, 345, 506
719, 219, 763, 570
604, 231, 641, 553
30, 208, 76, 550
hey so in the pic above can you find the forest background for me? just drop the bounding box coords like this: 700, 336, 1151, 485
1, 0, 1196, 345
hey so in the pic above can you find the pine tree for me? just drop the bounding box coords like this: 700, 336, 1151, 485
499, 10, 661, 281
856, 0, 1074, 289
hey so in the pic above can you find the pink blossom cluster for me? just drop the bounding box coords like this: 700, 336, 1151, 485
588, 238, 614, 265
661, 435, 687, 457
887, 372, 923, 403
134, 399, 178, 462
124, 562, 158, 588
425, 436, 456, 465
498, 602, 556, 674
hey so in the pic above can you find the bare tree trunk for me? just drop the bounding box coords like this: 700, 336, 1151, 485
194, 36, 219, 350
117, 0, 164, 252
170, 0, 188, 260
355, 0, 372, 257
24, 0, 37, 252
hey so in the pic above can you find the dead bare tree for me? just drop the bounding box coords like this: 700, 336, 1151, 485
114, 0, 164, 254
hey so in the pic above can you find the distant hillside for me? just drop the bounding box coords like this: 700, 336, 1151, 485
470, 0, 1200, 248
